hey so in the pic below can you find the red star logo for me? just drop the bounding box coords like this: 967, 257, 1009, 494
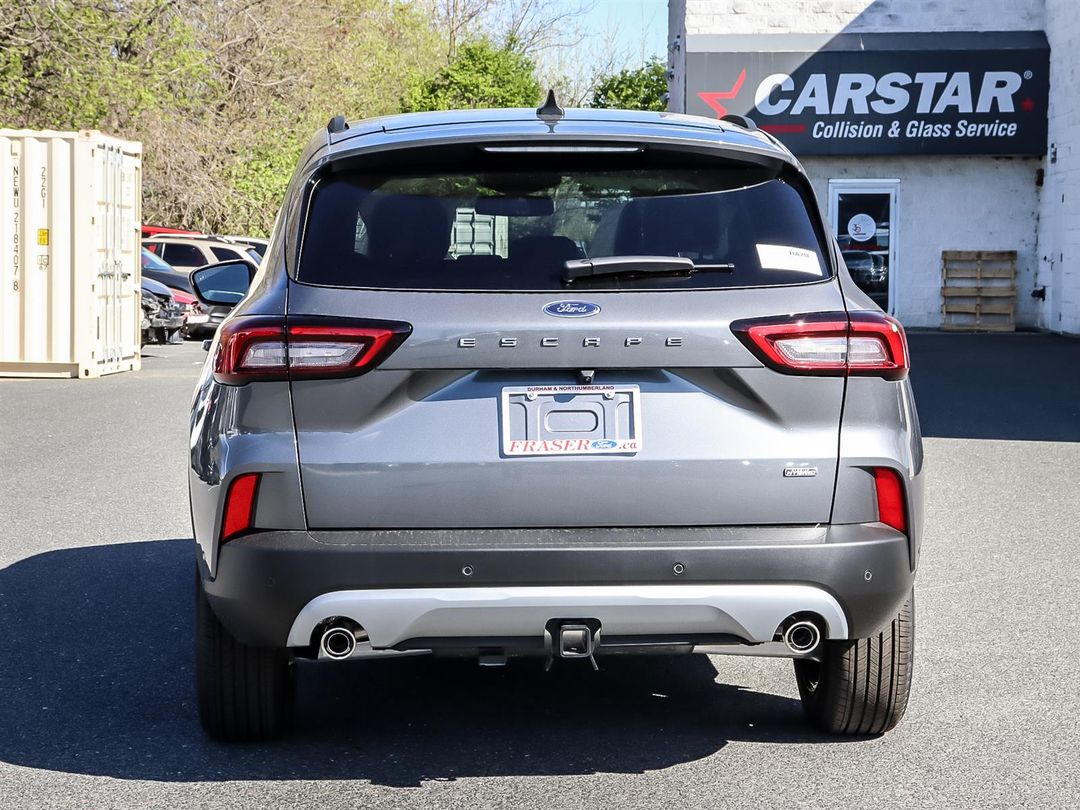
1021, 98, 1035, 112
698, 69, 747, 118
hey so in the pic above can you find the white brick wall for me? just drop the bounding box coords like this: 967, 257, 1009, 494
803, 157, 1043, 328
1035, 0, 1080, 335
682, 0, 1045, 36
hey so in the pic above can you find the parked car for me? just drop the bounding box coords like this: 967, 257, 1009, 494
189, 105, 922, 741
870, 253, 889, 286
140, 277, 184, 345
142, 225, 202, 239
142, 247, 194, 293
142, 236, 262, 271
842, 249, 886, 287
216, 235, 269, 256
141, 248, 212, 337
174, 290, 212, 339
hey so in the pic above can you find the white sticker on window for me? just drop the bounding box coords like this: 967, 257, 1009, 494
756, 244, 822, 275
847, 213, 876, 243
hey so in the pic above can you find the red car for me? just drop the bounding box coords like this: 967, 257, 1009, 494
141, 225, 202, 239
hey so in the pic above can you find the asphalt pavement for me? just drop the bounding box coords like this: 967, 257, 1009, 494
0, 333, 1078, 809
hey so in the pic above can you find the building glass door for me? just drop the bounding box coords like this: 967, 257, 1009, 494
828, 180, 900, 314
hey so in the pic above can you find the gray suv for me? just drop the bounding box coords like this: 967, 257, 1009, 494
189, 103, 922, 741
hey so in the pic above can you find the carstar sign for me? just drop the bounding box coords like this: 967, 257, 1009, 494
685, 31, 1049, 156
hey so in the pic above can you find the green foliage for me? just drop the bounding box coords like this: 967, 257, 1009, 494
0, 2, 561, 235
0, 0, 444, 235
0, 1, 212, 132
590, 57, 668, 112
402, 39, 542, 112
221, 132, 308, 237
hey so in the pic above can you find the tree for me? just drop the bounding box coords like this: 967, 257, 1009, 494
0, 1, 584, 234
590, 57, 668, 111
0, 0, 211, 134
402, 38, 541, 112
426, 0, 597, 106
430, 0, 591, 62
0, 0, 442, 236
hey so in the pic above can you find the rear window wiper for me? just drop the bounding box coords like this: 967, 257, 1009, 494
561, 255, 733, 284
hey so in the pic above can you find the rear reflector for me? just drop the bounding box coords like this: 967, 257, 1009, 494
213, 316, 411, 384
221, 473, 260, 541
873, 467, 907, 534
731, 310, 909, 380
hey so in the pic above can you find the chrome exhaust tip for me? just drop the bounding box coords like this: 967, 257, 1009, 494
783, 620, 822, 655
320, 626, 358, 660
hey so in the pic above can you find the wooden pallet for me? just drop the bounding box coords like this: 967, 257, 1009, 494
940, 250, 1017, 332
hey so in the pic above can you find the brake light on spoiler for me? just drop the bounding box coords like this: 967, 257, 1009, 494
731, 311, 909, 381
213, 316, 412, 384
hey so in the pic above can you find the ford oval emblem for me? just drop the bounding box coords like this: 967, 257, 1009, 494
591, 439, 618, 450
543, 300, 601, 318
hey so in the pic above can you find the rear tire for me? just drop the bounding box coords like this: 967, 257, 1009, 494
195, 569, 294, 741
794, 590, 913, 735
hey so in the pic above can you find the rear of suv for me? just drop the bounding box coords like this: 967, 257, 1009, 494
189, 104, 923, 741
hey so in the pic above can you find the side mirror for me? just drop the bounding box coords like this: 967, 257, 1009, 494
189, 260, 257, 308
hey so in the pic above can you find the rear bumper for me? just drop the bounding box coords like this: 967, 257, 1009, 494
182, 311, 224, 338
147, 312, 184, 330
285, 584, 850, 649
202, 524, 914, 648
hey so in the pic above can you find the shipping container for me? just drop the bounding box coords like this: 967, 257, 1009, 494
0, 130, 142, 378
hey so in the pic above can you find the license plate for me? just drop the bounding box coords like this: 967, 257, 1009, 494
500, 384, 642, 456
185, 314, 210, 324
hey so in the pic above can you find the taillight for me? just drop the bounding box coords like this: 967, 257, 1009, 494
873, 467, 907, 534
212, 316, 411, 384
731, 310, 908, 380
221, 472, 260, 541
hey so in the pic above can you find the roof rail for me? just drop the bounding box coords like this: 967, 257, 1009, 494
327, 115, 349, 135
720, 113, 758, 131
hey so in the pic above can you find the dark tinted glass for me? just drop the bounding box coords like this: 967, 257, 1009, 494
162, 242, 207, 267
211, 246, 242, 262
299, 167, 828, 291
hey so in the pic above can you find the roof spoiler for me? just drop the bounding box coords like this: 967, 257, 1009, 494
720, 113, 757, 131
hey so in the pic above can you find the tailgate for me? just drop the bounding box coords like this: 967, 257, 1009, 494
288, 282, 845, 528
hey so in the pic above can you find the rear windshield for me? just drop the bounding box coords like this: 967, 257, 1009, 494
297, 164, 829, 291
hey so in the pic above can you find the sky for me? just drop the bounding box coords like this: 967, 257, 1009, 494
577, 0, 669, 66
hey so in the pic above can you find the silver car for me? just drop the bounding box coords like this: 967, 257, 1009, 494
189, 104, 923, 741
